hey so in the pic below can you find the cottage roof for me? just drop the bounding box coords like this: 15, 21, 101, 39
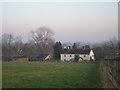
36, 54, 48, 59
61, 49, 91, 54
11, 56, 27, 58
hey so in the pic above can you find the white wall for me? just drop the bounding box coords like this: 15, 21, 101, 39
89, 49, 95, 60
61, 54, 90, 61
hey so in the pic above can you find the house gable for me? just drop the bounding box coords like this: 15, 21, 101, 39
89, 49, 95, 60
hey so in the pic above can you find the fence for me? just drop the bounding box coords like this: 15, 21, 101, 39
100, 59, 120, 88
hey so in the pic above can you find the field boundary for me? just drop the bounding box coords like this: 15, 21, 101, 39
100, 60, 120, 88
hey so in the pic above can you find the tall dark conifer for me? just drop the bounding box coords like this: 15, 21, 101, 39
53, 41, 62, 59
72, 43, 77, 49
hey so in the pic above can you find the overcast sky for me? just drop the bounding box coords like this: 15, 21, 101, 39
2, 2, 118, 43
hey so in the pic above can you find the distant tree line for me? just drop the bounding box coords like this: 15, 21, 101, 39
92, 37, 119, 60
0, 26, 119, 61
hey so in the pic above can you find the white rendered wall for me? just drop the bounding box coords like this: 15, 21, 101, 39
61, 54, 90, 61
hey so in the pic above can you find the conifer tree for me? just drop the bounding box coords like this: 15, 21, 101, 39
53, 41, 62, 59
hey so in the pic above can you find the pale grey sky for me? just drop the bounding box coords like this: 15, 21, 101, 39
2, 2, 118, 43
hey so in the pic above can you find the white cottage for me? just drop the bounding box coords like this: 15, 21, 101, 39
61, 49, 95, 62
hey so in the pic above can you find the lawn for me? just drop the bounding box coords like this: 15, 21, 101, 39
2, 62, 102, 88
0, 61, 2, 89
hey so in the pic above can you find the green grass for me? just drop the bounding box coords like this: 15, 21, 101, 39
0, 61, 2, 89
2, 62, 102, 88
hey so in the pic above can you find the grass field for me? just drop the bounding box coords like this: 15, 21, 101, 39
2, 62, 102, 88
0, 61, 2, 89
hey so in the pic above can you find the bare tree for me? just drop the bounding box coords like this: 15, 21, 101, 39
109, 37, 118, 49
2, 33, 14, 61
75, 42, 81, 48
21, 42, 36, 58
92, 37, 118, 60
0, 36, 2, 57
12, 36, 24, 56
30, 26, 54, 54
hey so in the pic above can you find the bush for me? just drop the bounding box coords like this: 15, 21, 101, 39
74, 55, 80, 62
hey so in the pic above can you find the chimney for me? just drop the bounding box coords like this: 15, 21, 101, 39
82, 46, 85, 50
